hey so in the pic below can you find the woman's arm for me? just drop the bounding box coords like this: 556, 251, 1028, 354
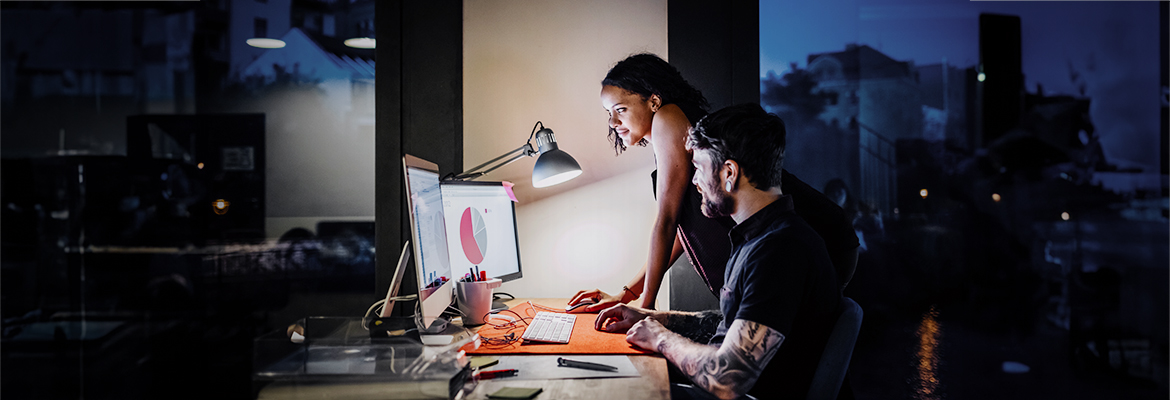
640, 104, 694, 309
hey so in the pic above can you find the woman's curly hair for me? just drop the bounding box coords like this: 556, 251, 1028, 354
602, 53, 710, 155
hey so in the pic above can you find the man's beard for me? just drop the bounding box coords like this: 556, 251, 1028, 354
700, 182, 735, 218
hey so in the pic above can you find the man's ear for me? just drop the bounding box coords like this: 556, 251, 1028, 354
648, 94, 662, 110
722, 159, 740, 190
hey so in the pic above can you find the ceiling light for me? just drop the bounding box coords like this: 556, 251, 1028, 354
344, 37, 376, 49
247, 38, 286, 49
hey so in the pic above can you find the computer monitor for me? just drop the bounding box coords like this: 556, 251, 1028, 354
439, 181, 523, 282
402, 155, 455, 330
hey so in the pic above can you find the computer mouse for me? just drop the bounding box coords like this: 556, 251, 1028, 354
565, 298, 596, 312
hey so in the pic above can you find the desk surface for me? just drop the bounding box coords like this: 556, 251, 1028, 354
460, 298, 669, 400
256, 299, 670, 400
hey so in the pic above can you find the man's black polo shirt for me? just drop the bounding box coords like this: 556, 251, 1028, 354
710, 195, 841, 399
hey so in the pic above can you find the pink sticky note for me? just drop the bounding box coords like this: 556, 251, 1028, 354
501, 181, 518, 202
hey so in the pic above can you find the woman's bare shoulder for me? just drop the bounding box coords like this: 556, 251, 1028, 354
651, 104, 692, 143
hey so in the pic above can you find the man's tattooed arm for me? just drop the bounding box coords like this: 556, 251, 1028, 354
658, 310, 723, 343
655, 319, 784, 400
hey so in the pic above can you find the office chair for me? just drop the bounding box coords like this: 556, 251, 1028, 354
807, 297, 863, 400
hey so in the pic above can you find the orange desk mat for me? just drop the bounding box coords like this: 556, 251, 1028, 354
461, 301, 652, 355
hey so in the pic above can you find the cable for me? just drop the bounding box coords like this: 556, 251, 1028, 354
414, 300, 452, 333
526, 121, 543, 143
476, 306, 534, 346
362, 294, 418, 331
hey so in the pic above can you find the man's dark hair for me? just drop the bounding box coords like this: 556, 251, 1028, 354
688, 103, 787, 190
602, 53, 710, 155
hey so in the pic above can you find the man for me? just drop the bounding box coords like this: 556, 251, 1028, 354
595, 104, 842, 399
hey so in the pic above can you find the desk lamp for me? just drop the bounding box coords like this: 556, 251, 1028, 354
449, 121, 582, 188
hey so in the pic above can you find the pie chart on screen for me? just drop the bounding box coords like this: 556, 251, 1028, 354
460, 207, 488, 265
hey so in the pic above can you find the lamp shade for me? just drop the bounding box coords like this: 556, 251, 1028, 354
531, 128, 582, 188
533, 149, 582, 188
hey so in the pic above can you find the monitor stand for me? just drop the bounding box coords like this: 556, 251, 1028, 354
490, 291, 514, 312
419, 315, 473, 346
491, 298, 508, 312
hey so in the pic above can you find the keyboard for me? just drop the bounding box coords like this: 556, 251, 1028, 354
521, 312, 576, 343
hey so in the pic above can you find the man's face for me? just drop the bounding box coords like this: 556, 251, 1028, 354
691, 149, 735, 218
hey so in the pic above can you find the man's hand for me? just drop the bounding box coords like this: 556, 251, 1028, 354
625, 317, 670, 351
567, 289, 624, 314
594, 303, 654, 333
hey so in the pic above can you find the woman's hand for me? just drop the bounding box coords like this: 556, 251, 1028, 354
567, 289, 626, 314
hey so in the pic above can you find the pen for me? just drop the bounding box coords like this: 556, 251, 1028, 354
477, 368, 518, 379
469, 268, 476, 281
557, 357, 618, 372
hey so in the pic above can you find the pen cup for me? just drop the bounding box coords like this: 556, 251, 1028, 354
455, 278, 502, 326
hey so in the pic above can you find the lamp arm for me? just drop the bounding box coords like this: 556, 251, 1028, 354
449, 143, 536, 181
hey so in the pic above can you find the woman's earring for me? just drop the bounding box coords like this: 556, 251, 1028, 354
725, 180, 733, 192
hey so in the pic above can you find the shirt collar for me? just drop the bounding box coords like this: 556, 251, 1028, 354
729, 195, 795, 245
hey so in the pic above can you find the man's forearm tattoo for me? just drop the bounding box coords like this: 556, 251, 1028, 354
657, 319, 784, 400
659, 310, 723, 344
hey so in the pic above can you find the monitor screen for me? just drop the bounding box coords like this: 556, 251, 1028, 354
440, 181, 523, 282
402, 155, 454, 329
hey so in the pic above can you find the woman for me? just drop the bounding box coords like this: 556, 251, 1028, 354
568, 53, 858, 313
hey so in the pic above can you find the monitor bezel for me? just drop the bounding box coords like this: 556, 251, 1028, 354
402, 154, 455, 329
439, 180, 524, 283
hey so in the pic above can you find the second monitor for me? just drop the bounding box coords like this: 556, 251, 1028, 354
439, 181, 523, 282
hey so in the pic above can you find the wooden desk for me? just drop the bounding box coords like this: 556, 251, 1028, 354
459, 299, 669, 400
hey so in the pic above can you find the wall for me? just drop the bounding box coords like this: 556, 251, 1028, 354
463, 0, 671, 307
509, 169, 662, 303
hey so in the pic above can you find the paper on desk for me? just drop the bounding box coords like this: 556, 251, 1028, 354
491, 355, 640, 380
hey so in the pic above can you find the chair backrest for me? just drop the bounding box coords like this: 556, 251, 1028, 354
806, 297, 863, 400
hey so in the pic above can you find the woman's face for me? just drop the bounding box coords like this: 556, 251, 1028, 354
600, 85, 658, 148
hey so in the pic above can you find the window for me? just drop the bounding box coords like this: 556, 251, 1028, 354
254, 18, 267, 38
